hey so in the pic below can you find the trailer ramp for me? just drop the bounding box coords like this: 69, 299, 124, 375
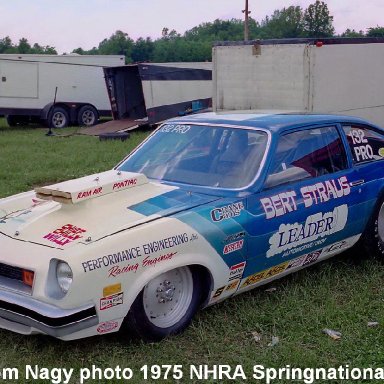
79, 118, 141, 136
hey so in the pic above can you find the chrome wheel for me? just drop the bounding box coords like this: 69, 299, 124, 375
80, 110, 96, 126
52, 112, 66, 128
143, 267, 193, 328
78, 105, 98, 126
50, 107, 69, 128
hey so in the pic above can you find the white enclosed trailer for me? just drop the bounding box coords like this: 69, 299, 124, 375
0, 54, 125, 127
213, 38, 384, 126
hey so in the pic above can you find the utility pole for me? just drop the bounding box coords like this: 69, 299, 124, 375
242, 0, 251, 41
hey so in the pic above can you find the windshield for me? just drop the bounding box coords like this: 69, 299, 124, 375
118, 123, 268, 189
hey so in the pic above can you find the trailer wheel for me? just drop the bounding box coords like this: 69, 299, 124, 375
6, 115, 29, 127
77, 105, 98, 127
49, 107, 69, 128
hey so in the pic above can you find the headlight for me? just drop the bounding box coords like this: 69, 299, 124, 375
56, 261, 73, 294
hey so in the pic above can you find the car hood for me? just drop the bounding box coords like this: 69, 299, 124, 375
0, 170, 221, 249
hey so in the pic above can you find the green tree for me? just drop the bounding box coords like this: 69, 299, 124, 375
303, 0, 335, 37
30, 43, 57, 54
184, 19, 245, 42
98, 30, 133, 62
260, 6, 304, 38
132, 37, 154, 63
341, 28, 365, 37
367, 26, 384, 37
0, 36, 15, 53
17, 38, 31, 54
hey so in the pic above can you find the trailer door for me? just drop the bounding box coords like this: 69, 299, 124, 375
104, 65, 146, 120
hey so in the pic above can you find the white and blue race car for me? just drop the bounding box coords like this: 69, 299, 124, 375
0, 113, 384, 341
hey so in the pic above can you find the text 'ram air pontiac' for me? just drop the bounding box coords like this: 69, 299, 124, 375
0, 113, 384, 341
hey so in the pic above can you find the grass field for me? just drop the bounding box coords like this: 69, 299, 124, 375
1, 118, 384, 383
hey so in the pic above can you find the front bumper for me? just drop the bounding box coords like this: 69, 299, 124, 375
0, 289, 98, 338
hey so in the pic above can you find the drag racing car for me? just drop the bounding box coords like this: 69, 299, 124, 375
0, 113, 384, 341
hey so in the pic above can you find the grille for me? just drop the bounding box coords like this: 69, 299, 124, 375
0, 263, 23, 282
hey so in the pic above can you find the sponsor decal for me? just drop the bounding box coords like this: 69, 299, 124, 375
323, 240, 348, 255
241, 238, 354, 290
226, 280, 240, 291
349, 128, 374, 162
229, 261, 246, 281
261, 176, 350, 219
77, 187, 103, 200
223, 240, 244, 255
223, 231, 246, 244
301, 251, 321, 266
211, 202, 245, 222
264, 262, 289, 279
282, 238, 326, 257
261, 191, 297, 220
108, 252, 177, 278
241, 261, 292, 289
300, 177, 350, 209
190, 233, 199, 242
160, 124, 191, 134
379, 148, 384, 158
267, 205, 348, 257
44, 224, 86, 246
108, 263, 139, 277
286, 255, 306, 270
82, 233, 188, 272
242, 271, 267, 288
142, 233, 189, 255
97, 321, 119, 334
100, 292, 124, 311
211, 201, 245, 222
83, 248, 141, 273
142, 252, 177, 268
213, 286, 225, 299
103, 283, 122, 296
112, 178, 137, 190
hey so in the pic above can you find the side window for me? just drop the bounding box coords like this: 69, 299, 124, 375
265, 126, 348, 189
343, 125, 384, 164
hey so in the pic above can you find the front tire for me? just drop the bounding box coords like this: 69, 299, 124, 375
49, 107, 69, 128
125, 266, 202, 341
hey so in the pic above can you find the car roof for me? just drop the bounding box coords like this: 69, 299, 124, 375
168, 112, 372, 134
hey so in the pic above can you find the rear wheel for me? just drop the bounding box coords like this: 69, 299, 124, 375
49, 107, 69, 128
361, 199, 384, 258
77, 105, 98, 126
125, 266, 202, 341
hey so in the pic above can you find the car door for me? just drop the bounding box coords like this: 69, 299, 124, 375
341, 123, 384, 223
240, 124, 366, 289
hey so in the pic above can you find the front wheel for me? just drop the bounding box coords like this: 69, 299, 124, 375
361, 200, 384, 258
49, 107, 69, 128
125, 266, 202, 341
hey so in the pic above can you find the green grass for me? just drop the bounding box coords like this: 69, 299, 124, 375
1, 118, 384, 383
0, 118, 149, 198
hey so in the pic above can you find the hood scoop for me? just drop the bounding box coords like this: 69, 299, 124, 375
35, 170, 148, 204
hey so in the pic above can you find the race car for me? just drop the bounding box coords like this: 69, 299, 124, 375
0, 112, 384, 341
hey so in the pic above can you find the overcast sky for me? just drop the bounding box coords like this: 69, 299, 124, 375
0, 0, 382, 54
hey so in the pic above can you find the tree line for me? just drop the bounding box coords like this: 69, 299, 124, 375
1, 1, 384, 62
